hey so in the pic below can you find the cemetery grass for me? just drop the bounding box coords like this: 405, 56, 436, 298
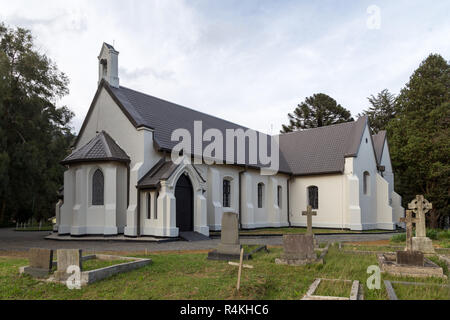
0, 245, 448, 300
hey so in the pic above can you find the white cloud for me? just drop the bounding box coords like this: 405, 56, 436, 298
0, 0, 449, 134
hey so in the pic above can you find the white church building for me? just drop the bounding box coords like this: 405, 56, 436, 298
55, 43, 404, 238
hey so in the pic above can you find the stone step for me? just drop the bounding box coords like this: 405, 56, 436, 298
179, 231, 210, 242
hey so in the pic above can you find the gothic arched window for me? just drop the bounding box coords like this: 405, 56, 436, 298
363, 171, 370, 195
257, 183, 265, 208
223, 179, 231, 208
92, 169, 104, 206
308, 186, 318, 209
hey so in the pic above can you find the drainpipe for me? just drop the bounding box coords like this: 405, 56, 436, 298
136, 189, 141, 237
238, 167, 247, 230
287, 175, 293, 227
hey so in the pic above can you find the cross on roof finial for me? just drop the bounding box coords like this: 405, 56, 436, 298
302, 205, 317, 235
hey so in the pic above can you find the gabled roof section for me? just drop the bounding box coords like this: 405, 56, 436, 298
278, 117, 368, 176
372, 130, 387, 164
137, 159, 206, 189
62, 131, 130, 165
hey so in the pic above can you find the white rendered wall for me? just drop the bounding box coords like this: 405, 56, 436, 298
290, 174, 346, 229
203, 164, 289, 230
353, 125, 380, 229
376, 173, 395, 230
379, 141, 394, 203
75, 87, 161, 236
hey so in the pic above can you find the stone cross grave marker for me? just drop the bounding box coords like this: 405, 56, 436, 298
408, 195, 434, 253
302, 205, 317, 235
400, 210, 419, 252
408, 195, 432, 238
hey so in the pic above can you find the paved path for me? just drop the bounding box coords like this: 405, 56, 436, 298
0, 228, 395, 254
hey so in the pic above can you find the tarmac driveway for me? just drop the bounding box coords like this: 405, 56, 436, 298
0, 228, 395, 254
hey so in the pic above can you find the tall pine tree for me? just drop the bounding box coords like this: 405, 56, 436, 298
281, 93, 354, 133
359, 89, 397, 134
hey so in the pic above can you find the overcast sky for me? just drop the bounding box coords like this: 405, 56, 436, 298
1, 0, 449, 134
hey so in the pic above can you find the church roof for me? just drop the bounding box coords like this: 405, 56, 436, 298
74, 81, 370, 176
61, 131, 130, 165
372, 130, 387, 164
137, 158, 205, 189
278, 117, 368, 176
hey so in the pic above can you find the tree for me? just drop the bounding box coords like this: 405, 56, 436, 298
281, 93, 354, 133
388, 54, 450, 228
359, 89, 397, 134
0, 22, 74, 225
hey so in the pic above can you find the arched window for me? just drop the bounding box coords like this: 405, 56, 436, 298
92, 169, 104, 206
146, 193, 151, 219
307, 186, 318, 209
154, 191, 159, 219
223, 179, 231, 208
363, 171, 370, 195
277, 186, 282, 208
257, 183, 264, 208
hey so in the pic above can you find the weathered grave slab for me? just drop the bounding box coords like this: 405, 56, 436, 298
378, 253, 446, 279
275, 234, 321, 266
396, 251, 424, 267
21, 248, 53, 278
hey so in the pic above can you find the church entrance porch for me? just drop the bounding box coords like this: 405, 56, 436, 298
175, 174, 194, 232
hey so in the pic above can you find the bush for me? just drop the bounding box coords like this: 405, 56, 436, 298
426, 229, 439, 240
437, 230, 450, 240
391, 233, 406, 243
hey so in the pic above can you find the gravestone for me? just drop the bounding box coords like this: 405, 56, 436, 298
396, 251, 424, 267
208, 212, 242, 260
54, 249, 82, 281
408, 195, 435, 254
400, 210, 419, 252
275, 234, 317, 265
22, 248, 53, 278
217, 212, 241, 255
302, 205, 317, 236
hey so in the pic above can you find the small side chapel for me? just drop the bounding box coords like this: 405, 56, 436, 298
55, 43, 404, 238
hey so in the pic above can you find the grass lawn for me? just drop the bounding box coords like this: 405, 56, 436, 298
314, 279, 353, 298
211, 227, 393, 236
0, 244, 448, 300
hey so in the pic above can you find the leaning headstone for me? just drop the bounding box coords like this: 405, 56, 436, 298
208, 212, 242, 260
22, 248, 53, 278
275, 234, 318, 266
408, 195, 435, 254
54, 249, 82, 281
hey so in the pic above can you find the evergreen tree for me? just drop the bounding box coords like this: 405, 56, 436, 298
359, 89, 397, 134
0, 23, 74, 225
281, 93, 354, 133
388, 54, 450, 228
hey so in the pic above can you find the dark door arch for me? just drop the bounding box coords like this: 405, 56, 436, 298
175, 173, 194, 232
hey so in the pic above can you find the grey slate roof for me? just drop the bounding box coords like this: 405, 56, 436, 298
62, 131, 130, 165
107, 83, 292, 173
278, 117, 368, 176
137, 158, 205, 188
75, 81, 370, 176
372, 130, 387, 164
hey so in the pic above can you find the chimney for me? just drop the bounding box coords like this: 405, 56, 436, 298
98, 42, 119, 88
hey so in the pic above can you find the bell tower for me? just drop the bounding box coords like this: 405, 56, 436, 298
98, 42, 119, 88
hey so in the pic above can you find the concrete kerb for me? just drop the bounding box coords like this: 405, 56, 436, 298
301, 278, 362, 300
20, 253, 152, 286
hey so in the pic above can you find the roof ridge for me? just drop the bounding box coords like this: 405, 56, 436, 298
278, 118, 360, 137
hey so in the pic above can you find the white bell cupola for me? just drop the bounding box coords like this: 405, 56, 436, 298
98, 42, 119, 88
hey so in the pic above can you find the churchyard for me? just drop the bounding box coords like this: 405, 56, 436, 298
0, 197, 448, 300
